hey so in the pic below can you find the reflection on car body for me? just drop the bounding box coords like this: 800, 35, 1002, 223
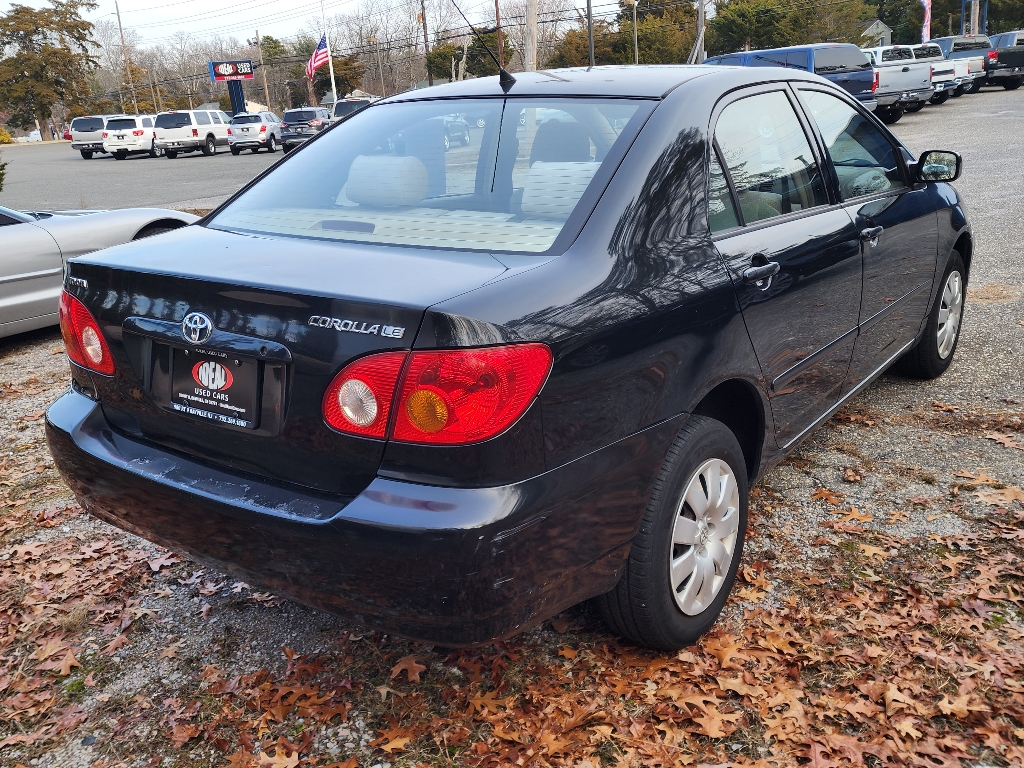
47, 66, 971, 650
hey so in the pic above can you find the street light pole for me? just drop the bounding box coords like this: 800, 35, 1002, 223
586, 0, 595, 67
627, 0, 638, 64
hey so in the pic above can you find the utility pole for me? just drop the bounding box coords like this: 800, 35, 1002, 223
524, 0, 537, 70
115, 1, 139, 114
494, 0, 505, 69
948, 12, 953, 35
320, 0, 338, 107
697, 0, 705, 62
586, 0, 595, 67
148, 72, 158, 112
255, 30, 271, 110
368, 36, 387, 96
970, 0, 979, 34
419, 0, 433, 85
626, 0, 638, 64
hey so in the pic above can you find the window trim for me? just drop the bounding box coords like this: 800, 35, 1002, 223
707, 139, 744, 233
707, 82, 836, 240
791, 84, 912, 204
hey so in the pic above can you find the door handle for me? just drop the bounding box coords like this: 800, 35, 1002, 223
902, 66, 910, 72
860, 225, 884, 246
742, 260, 781, 286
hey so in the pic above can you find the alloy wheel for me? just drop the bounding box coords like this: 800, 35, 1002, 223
937, 270, 963, 359
669, 458, 740, 616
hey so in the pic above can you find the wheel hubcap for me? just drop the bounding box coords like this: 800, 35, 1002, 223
937, 270, 963, 359
669, 458, 740, 616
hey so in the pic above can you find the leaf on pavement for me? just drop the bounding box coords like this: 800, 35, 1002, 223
975, 486, 1024, 506
148, 553, 181, 572
981, 431, 1023, 450
159, 641, 183, 660
103, 634, 129, 656
954, 469, 1000, 484
811, 488, 845, 505
389, 654, 426, 683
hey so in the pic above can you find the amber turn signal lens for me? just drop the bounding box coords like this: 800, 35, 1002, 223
405, 388, 449, 433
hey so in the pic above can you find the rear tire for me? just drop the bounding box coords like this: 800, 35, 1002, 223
282, 143, 292, 154
80, 150, 93, 159
250, 147, 259, 154
952, 85, 965, 97
165, 150, 178, 159
114, 150, 127, 160
1004, 78, 1023, 90
930, 91, 951, 104
230, 146, 240, 155
877, 106, 904, 125
201, 135, 216, 155
892, 251, 965, 380
905, 101, 925, 113
267, 135, 277, 152
597, 415, 748, 650
150, 143, 163, 158
967, 77, 983, 93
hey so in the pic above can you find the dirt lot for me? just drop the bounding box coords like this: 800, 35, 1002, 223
1, 90, 1023, 768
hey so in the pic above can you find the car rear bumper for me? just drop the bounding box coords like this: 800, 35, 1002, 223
155, 140, 202, 150
932, 80, 959, 93
46, 389, 679, 644
281, 133, 314, 146
103, 142, 150, 153
857, 98, 878, 112
71, 142, 104, 151
987, 66, 1024, 80
229, 138, 268, 148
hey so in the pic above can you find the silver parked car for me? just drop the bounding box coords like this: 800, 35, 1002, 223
228, 111, 281, 154
0, 206, 198, 338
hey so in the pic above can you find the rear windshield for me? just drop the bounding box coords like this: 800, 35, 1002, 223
284, 110, 320, 122
814, 46, 871, 73
71, 117, 104, 132
210, 98, 650, 254
881, 47, 913, 62
334, 101, 370, 118
156, 113, 192, 128
231, 115, 262, 124
913, 45, 943, 59
952, 37, 992, 51
106, 118, 138, 130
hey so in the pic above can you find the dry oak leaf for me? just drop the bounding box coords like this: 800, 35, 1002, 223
982, 431, 1023, 450
811, 488, 845, 505
160, 641, 183, 659
222, 749, 258, 768
954, 469, 1000, 485
170, 724, 201, 748
379, 736, 411, 754
103, 634, 129, 656
558, 646, 578, 660
843, 468, 864, 483
389, 654, 426, 683
148, 553, 181, 572
692, 709, 744, 738
833, 506, 873, 524
258, 750, 300, 768
937, 694, 990, 719
975, 486, 1024, 506
319, 760, 358, 768
932, 401, 959, 412
38, 649, 82, 676
373, 685, 405, 701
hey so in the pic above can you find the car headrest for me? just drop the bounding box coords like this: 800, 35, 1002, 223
346, 154, 429, 206
521, 162, 599, 219
529, 120, 592, 165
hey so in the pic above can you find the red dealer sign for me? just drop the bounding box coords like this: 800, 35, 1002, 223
208, 60, 255, 82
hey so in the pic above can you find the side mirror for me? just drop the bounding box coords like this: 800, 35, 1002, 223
915, 150, 962, 183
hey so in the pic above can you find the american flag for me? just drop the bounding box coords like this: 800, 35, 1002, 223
306, 34, 329, 81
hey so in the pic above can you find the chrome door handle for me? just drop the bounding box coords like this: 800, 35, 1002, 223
742, 261, 781, 286
860, 225, 884, 246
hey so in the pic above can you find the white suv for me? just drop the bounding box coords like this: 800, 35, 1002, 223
102, 115, 160, 159
228, 112, 281, 154
153, 109, 231, 159
71, 115, 123, 159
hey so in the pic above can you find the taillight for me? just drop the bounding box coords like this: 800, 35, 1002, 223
132, 129, 144, 136
153, 131, 156, 138
309, 119, 324, 127
392, 345, 552, 444
227, 128, 232, 135
872, 71, 879, 92
192, 128, 198, 137
58, 290, 115, 375
260, 124, 267, 132
280, 122, 289, 128
987, 50, 998, 61
322, 352, 407, 438
321, 344, 552, 444
102, 131, 108, 138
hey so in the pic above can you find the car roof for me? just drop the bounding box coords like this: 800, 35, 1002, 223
720, 43, 859, 57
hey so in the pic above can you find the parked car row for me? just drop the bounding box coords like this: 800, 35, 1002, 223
705, 34, 1023, 125
67, 98, 375, 161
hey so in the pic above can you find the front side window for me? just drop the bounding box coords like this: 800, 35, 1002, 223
798, 90, 904, 199
719, 55, 744, 65
714, 90, 828, 226
209, 98, 649, 254
195, 111, 211, 125
787, 52, 810, 70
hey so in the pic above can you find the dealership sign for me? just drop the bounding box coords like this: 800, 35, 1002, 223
208, 60, 255, 82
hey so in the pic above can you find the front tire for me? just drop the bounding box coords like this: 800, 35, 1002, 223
893, 252, 966, 380
597, 416, 748, 650
1004, 78, 1023, 90
282, 143, 292, 154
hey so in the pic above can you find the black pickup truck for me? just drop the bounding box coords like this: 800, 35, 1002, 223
987, 30, 1024, 89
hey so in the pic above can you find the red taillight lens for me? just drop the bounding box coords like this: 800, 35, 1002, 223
227, 128, 232, 135
987, 50, 998, 61
280, 122, 289, 128
58, 290, 115, 375
102, 131, 108, 138
132, 129, 143, 136
309, 119, 323, 127
260, 124, 267, 132
392, 344, 552, 445
872, 71, 879, 92
192, 128, 198, 137
322, 352, 407, 438
153, 131, 157, 138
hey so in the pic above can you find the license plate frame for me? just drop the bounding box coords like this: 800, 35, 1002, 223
169, 347, 260, 429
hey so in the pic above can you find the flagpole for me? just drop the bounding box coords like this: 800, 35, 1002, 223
321, 0, 338, 108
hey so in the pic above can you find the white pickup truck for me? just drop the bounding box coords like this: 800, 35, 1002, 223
911, 43, 961, 104
932, 35, 993, 93
862, 45, 934, 124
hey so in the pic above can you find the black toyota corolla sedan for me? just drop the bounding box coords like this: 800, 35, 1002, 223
47, 66, 971, 649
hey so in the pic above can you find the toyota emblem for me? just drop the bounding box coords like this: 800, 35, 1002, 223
181, 312, 214, 344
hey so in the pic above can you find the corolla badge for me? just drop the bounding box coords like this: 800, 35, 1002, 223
182, 312, 214, 344
192, 360, 233, 391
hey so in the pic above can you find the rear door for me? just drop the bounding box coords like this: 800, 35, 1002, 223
0, 217, 64, 328
710, 85, 863, 447
795, 87, 938, 392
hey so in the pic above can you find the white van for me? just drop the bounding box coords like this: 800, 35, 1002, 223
153, 109, 232, 159
102, 115, 160, 159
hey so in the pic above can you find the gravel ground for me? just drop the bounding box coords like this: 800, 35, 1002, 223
1, 87, 1022, 768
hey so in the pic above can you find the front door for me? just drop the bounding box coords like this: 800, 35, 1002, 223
709, 87, 863, 448
795, 87, 938, 391
0, 220, 64, 328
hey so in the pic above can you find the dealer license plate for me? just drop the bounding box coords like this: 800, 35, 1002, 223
170, 348, 259, 429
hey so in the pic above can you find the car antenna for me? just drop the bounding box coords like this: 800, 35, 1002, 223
449, 0, 516, 93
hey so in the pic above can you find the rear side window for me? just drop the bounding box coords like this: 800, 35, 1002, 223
718, 55, 744, 65
71, 117, 104, 132
106, 118, 137, 130
750, 52, 788, 68
211, 112, 222, 124
195, 112, 211, 125
952, 36, 992, 51
798, 90, 904, 199
335, 101, 369, 118
913, 45, 943, 59
786, 51, 809, 70
142, 117, 153, 127
814, 46, 871, 73
714, 90, 829, 225
881, 47, 913, 62
156, 113, 192, 128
